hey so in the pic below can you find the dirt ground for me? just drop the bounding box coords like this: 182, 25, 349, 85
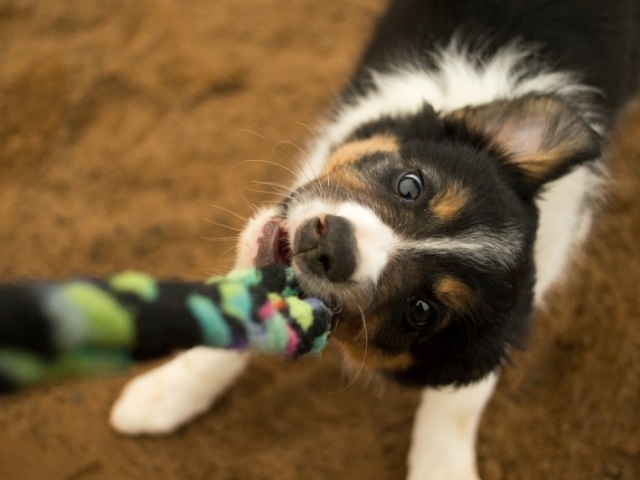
0, 1, 639, 479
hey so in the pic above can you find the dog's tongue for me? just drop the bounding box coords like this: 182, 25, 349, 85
254, 218, 290, 267
254, 220, 278, 267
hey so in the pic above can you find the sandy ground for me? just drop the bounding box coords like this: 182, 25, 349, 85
0, 1, 639, 479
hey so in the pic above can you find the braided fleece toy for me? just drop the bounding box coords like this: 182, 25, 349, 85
0, 264, 332, 393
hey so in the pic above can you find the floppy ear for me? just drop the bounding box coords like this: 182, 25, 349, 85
446, 95, 602, 196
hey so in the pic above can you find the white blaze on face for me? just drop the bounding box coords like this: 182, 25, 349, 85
239, 196, 526, 292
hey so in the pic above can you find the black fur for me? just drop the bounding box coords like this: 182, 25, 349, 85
285, 0, 639, 388
349, 0, 640, 121
306, 111, 539, 386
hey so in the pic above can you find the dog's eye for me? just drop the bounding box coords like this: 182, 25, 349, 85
405, 296, 436, 328
396, 173, 423, 202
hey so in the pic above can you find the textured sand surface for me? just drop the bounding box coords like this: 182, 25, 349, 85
0, 1, 639, 478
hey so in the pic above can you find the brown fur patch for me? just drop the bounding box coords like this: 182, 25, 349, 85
341, 343, 414, 371
510, 147, 585, 180
332, 313, 414, 371
324, 134, 399, 173
434, 276, 476, 313
431, 182, 470, 220
318, 168, 368, 191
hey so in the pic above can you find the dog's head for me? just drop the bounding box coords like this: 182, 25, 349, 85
237, 95, 601, 387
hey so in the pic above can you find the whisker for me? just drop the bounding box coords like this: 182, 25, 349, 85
241, 127, 272, 144
199, 267, 229, 277
268, 140, 311, 183
248, 202, 262, 213
236, 175, 270, 215
273, 138, 308, 158
202, 218, 242, 232
206, 204, 248, 222
200, 236, 239, 242
280, 134, 320, 184
272, 138, 313, 172
242, 124, 320, 188
216, 244, 238, 261
256, 124, 316, 183
242, 126, 305, 174
252, 180, 296, 195
240, 191, 282, 209
244, 123, 310, 158
314, 169, 326, 196
326, 158, 331, 191
289, 121, 320, 143
219, 253, 237, 264
243, 187, 288, 198
328, 304, 368, 395
231, 159, 299, 179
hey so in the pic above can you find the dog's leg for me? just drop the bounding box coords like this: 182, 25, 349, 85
406, 372, 499, 480
110, 348, 250, 435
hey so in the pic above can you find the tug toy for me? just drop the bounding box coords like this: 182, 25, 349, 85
0, 264, 332, 392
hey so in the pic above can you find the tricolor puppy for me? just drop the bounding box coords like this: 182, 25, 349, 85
111, 1, 639, 478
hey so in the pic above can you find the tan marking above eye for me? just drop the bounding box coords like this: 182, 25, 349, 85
324, 134, 399, 173
434, 276, 476, 313
431, 183, 470, 220
319, 168, 368, 191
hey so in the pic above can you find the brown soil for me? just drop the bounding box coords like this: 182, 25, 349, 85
0, 1, 639, 479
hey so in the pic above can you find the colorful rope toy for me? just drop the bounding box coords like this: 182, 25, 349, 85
0, 264, 332, 392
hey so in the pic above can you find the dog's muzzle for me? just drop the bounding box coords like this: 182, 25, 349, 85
293, 214, 358, 283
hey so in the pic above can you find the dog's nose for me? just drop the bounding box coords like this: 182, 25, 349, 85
294, 214, 358, 282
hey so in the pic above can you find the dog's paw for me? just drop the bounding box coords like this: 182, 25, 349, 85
406, 465, 480, 480
109, 361, 211, 435
406, 461, 480, 480
110, 348, 249, 436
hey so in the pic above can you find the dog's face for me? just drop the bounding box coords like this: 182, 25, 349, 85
237, 95, 601, 387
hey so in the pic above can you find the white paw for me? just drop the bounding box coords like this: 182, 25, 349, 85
110, 348, 249, 436
407, 375, 498, 480
407, 460, 480, 480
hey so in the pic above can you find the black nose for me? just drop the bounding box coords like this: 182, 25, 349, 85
293, 214, 358, 283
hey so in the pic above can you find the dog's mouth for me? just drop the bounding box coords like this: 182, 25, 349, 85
253, 217, 343, 330
251, 213, 365, 313
254, 217, 292, 267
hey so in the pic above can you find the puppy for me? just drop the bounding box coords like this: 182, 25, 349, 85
110, 1, 640, 478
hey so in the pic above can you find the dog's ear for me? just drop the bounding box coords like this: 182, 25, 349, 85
446, 95, 602, 196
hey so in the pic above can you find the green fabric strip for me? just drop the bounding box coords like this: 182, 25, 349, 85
108, 271, 159, 302
186, 293, 231, 347
60, 282, 135, 347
